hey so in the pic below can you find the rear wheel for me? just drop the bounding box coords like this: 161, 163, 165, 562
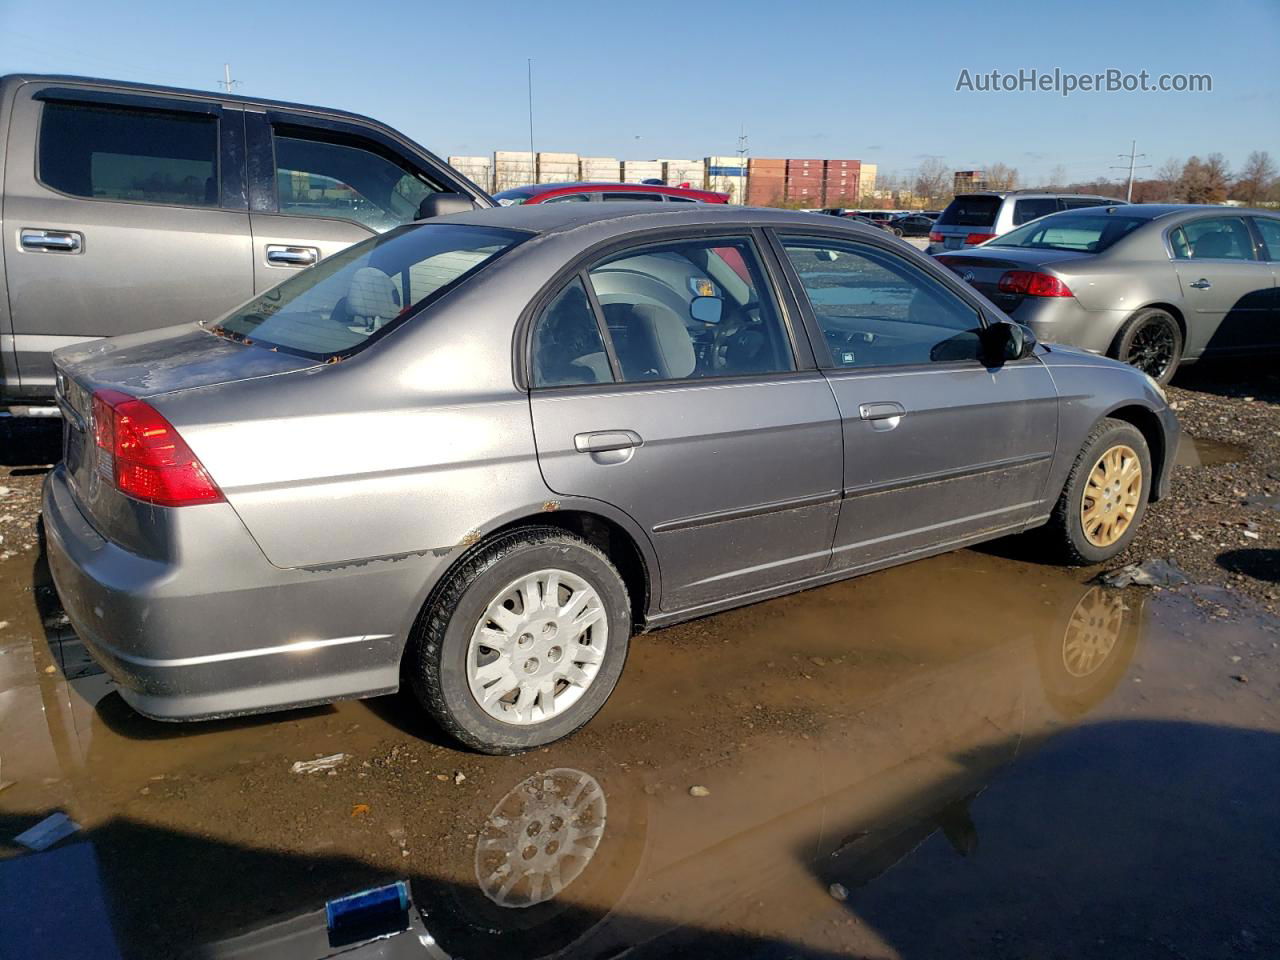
1045, 418, 1151, 565
408, 527, 631, 754
1111, 308, 1182, 384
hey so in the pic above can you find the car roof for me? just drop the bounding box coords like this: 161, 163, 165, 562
955, 191, 1124, 201
436, 202, 889, 238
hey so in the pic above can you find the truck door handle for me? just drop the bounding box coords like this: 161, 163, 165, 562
20, 229, 82, 253
1188, 278, 1212, 289
574, 430, 642, 454
266, 245, 319, 266
859, 402, 906, 421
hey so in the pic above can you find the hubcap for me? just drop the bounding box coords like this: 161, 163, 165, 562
467, 569, 608, 725
1080, 444, 1143, 547
1127, 320, 1175, 380
1061, 586, 1123, 677
475, 768, 606, 908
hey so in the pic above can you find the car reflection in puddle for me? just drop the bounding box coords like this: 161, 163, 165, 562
3, 550, 1279, 959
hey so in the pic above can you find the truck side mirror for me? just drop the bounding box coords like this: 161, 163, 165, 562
415, 193, 476, 220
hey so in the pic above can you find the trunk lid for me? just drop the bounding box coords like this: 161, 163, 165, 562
53, 323, 316, 538
934, 248, 1093, 310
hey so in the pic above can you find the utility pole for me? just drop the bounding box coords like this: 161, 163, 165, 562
736, 125, 749, 205
1111, 139, 1150, 202
527, 59, 535, 183
217, 63, 241, 93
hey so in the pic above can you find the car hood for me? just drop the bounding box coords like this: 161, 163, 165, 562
53, 323, 316, 400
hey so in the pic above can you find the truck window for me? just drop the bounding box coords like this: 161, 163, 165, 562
273, 133, 440, 233
38, 101, 219, 207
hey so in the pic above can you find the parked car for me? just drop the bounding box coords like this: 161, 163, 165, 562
926, 191, 1125, 254
0, 73, 491, 413
935, 204, 1280, 383
887, 214, 936, 238
855, 210, 899, 228
493, 182, 728, 205
44, 204, 1176, 754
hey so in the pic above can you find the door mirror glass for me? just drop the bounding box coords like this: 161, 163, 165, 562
689, 296, 724, 325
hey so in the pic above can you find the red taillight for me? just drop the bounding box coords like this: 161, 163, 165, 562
928, 231, 944, 243
997, 270, 1074, 298
965, 232, 997, 245
91, 389, 224, 506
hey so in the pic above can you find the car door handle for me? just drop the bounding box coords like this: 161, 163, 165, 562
574, 430, 643, 453
266, 245, 319, 266
859, 402, 906, 421
20, 228, 82, 253
1188, 278, 1212, 289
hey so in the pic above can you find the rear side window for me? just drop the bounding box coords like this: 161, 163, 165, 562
937, 195, 1000, 227
1178, 217, 1256, 261
601, 192, 664, 202
215, 224, 525, 359
531, 279, 613, 386
274, 134, 440, 233
39, 101, 218, 206
1062, 197, 1111, 209
1253, 218, 1280, 260
1012, 198, 1060, 225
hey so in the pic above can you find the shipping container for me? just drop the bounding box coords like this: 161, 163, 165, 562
537, 152, 580, 184
493, 151, 536, 192
825, 159, 861, 172
578, 157, 621, 181
537, 151, 578, 164
621, 160, 663, 183
747, 176, 785, 205
660, 159, 703, 187
447, 156, 492, 192
859, 163, 878, 194
748, 156, 787, 172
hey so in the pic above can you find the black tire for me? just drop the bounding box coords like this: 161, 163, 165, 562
407, 526, 631, 754
892, 226, 904, 237
1111, 308, 1183, 384
1045, 418, 1152, 565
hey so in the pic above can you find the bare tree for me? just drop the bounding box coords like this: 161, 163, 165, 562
1155, 157, 1183, 201
1180, 154, 1231, 204
985, 162, 1019, 191
913, 157, 950, 206
1231, 150, 1277, 205
1044, 164, 1068, 190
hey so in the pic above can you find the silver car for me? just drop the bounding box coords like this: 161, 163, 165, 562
42, 204, 1178, 753
936, 205, 1280, 383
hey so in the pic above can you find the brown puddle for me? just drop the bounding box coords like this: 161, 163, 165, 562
2, 545, 1279, 958
1174, 433, 1250, 467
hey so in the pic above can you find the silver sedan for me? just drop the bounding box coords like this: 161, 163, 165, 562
43, 204, 1177, 753
935, 204, 1280, 383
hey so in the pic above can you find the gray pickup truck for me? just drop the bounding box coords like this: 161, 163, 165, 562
0, 74, 491, 412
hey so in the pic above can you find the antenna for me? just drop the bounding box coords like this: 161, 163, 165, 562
1110, 139, 1151, 202
527, 59, 535, 183
217, 63, 241, 93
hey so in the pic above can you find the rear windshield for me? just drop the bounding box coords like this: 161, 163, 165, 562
493, 188, 534, 205
937, 195, 1001, 227
214, 224, 526, 360
987, 213, 1146, 253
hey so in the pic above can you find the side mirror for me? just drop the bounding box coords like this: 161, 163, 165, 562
981, 321, 1037, 364
689, 296, 724, 325
415, 192, 477, 220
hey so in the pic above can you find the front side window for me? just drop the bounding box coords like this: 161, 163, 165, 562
531, 279, 613, 387
1252, 217, 1280, 260
39, 101, 218, 206
586, 237, 794, 381
274, 134, 440, 233
1179, 217, 1256, 261
1013, 198, 1061, 225
215, 224, 524, 359
781, 237, 983, 368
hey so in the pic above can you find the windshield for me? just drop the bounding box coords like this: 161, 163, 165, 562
937, 195, 1001, 227
214, 224, 526, 359
987, 213, 1146, 253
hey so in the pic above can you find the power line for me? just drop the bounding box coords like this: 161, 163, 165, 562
216, 63, 241, 93
1110, 139, 1151, 202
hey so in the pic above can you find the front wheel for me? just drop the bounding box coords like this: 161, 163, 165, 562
1045, 418, 1152, 565
407, 527, 631, 754
1111, 308, 1183, 384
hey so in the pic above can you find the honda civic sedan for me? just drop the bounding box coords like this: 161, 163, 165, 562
43, 204, 1178, 753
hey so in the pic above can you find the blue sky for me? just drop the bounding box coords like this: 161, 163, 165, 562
3, 0, 1277, 185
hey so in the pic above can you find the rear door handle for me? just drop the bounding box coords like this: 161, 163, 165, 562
21, 228, 83, 253
266, 245, 319, 266
1188, 278, 1212, 290
859, 402, 906, 421
574, 430, 643, 453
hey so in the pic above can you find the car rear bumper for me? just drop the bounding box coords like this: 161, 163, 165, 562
41, 465, 437, 720
1010, 299, 1129, 356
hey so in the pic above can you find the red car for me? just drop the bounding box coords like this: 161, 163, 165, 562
493, 181, 729, 205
